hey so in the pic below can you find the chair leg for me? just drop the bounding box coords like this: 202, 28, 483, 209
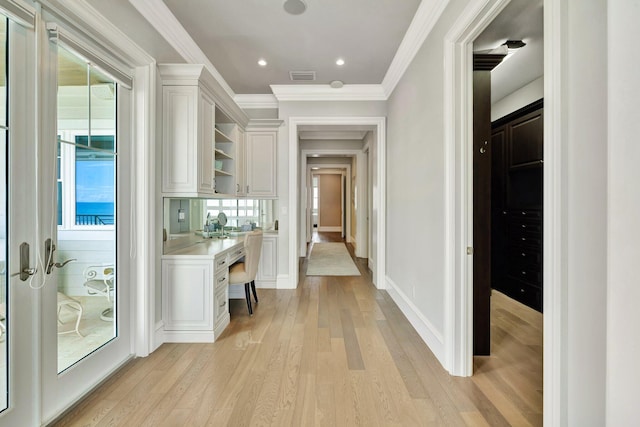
250, 280, 258, 303
244, 282, 253, 315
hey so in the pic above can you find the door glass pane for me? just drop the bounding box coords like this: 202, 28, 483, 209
0, 16, 8, 412
56, 46, 117, 373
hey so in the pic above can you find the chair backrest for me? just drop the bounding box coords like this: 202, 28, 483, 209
243, 231, 263, 281
83, 264, 115, 287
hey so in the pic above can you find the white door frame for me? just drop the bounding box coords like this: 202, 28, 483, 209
444, 0, 562, 425
306, 163, 351, 239
289, 117, 385, 289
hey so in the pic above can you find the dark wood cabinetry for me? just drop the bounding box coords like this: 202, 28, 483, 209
491, 100, 543, 312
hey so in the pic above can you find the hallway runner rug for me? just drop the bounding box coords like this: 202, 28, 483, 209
306, 242, 361, 276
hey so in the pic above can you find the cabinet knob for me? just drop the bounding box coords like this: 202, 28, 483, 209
521, 224, 526, 228
521, 253, 526, 257
521, 237, 526, 241
522, 271, 527, 275
246, 185, 250, 193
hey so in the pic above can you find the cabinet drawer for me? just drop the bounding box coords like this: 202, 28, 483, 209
507, 265, 542, 286
508, 248, 541, 267
214, 286, 229, 326
214, 268, 228, 291
507, 220, 542, 238
501, 281, 542, 312
228, 246, 246, 264
215, 256, 229, 272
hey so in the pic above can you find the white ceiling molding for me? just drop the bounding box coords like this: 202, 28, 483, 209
234, 94, 279, 109
245, 118, 284, 130
128, 0, 235, 99
270, 84, 387, 102
381, 0, 450, 98
299, 131, 367, 140
158, 64, 249, 127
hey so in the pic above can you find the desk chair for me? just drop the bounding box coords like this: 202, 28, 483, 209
229, 231, 263, 315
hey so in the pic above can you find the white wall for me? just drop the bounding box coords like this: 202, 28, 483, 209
277, 101, 386, 288
385, 0, 467, 357
607, 0, 640, 424
491, 76, 543, 121
562, 1, 608, 424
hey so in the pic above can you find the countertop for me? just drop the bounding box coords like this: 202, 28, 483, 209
163, 235, 244, 257
163, 230, 278, 257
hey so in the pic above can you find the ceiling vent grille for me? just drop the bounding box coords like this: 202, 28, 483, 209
289, 71, 316, 81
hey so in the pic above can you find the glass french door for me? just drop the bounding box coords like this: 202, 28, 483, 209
0, 10, 134, 425
40, 36, 133, 422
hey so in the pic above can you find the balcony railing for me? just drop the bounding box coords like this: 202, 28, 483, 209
75, 214, 114, 225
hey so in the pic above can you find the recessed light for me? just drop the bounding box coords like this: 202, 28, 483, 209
258, 59, 267, 67
283, 0, 307, 15
336, 58, 345, 66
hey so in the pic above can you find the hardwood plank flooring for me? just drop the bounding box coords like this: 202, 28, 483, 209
52, 232, 542, 426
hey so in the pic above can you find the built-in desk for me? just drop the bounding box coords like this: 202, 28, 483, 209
162, 236, 245, 342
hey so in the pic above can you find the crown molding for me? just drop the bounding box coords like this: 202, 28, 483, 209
299, 131, 367, 140
381, 0, 450, 98
129, 0, 235, 98
245, 118, 284, 130
270, 84, 387, 102
234, 94, 279, 109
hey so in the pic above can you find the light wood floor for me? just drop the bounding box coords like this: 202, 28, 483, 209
52, 233, 542, 426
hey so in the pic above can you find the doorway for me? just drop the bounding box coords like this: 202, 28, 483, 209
470, 0, 544, 358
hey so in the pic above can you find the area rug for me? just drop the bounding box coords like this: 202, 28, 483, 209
306, 242, 361, 276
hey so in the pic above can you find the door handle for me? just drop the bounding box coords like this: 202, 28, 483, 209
10, 242, 37, 281
44, 238, 76, 274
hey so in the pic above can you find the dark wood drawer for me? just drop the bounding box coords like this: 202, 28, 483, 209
499, 281, 542, 312
507, 265, 542, 286
507, 247, 542, 268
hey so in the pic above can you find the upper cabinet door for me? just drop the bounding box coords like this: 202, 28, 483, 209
246, 131, 277, 198
162, 85, 216, 197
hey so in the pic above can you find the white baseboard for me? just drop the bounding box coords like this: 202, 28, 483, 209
385, 276, 445, 366
277, 274, 295, 289
163, 330, 216, 343
153, 321, 164, 351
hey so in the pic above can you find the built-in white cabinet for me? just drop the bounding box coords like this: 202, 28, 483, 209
160, 64, 244, 198
257, 234, 278, 285
245, 130, 277, 198
235, 128, 246, 196
162, 85, 216, 196
162, 241, 245, 342
162, 258, 215, 332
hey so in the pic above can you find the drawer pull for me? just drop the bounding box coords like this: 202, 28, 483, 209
522, 211, 526, 215
218, 277, 226, 283
219, 300, 226, 307
218, 260, 227, 267
521, 253, 526, 257
522, 271, 527, 275
521, 224, 526, 228
520, 288, 525, 293
521, 237, 526, 241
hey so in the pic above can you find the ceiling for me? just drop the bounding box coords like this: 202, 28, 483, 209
161, 0, 421, 94
84, 0, 542, 107
474, 0, 544, 103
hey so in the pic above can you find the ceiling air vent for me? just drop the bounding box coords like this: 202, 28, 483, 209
289, 71, 316, 81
